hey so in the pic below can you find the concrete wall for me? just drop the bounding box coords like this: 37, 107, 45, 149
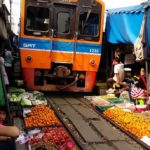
4, 0, 20, 35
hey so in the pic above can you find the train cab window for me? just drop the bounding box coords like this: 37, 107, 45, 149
78, 12, 100, 41
57, 12, 70, 34
25, 6, 49, 36
54, 5, 75, 39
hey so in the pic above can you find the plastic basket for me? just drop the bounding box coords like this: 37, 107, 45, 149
108, 98, 124, 104
96, 105, 114, 113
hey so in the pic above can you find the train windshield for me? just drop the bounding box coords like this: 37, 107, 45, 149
23, 3, 101, 40
78, 11, 100, 41
25, 6, 49, 35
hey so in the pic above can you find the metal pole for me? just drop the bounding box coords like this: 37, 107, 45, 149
10, 0, 12, 29
145, 61, 148, 100
145, 60, 150, 110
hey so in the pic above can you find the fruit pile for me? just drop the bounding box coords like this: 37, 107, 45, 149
24, 105, 60, 127
31, 141, 57, 150
104, 108, 150, 138
29, 127, 76, 150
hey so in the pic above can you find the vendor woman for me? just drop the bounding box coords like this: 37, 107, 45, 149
0, 106, 20, 140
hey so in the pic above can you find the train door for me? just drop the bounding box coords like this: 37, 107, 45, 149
51, 4, 76, 64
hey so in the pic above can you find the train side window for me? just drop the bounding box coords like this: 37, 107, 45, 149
24, 6, 49, 36
78, 12, 100, 41
57, 12, 70, 34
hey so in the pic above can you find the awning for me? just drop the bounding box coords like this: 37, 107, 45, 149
106, 5, 145, 44
147, 8, 150, 48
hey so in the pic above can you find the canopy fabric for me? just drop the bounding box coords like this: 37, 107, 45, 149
147, 8, 150, 48
106, 5, 144, 44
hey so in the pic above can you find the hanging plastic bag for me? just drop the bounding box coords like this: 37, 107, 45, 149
134, 14, 146, 61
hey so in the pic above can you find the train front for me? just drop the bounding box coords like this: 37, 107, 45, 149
19, 0, 105, 92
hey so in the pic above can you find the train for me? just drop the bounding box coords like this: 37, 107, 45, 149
19, 0, 105, 92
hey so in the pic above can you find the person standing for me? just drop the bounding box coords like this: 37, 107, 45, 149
107, 57, 125, 89
139, 68, 147, 90
4, 49, 14, 86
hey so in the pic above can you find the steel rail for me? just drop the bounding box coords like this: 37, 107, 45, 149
46, 97, 86, 150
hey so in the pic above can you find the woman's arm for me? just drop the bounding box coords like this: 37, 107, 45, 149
0, 136, 11, 141
0, 126, 20, 138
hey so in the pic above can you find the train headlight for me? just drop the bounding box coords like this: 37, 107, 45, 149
89, 59, 96, 66
26, 55, 32, 63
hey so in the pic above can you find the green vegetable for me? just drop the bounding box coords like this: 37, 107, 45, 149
33, 91, 45, 100
20, 98, 32, 106
10, 94, 21, 102
10, 88, 26, 96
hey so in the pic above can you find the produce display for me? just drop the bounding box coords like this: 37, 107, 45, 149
9, 88, 47, 106
84, 95, 117, 102
115, 102, 136, 112
29, 127, 76, 150
84, 96, 116, 106
85, 95, 138, 113
24, 105, 60, 128
31, 141, 57, 150
92, 98, 111, 106
104, 108, 150, 138
32, 91, 45, 100
10, 94, 22, 102
10, 88, 78, 150
21, 98, 32, 106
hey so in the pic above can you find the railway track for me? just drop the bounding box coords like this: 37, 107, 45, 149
46, 93, 149, 150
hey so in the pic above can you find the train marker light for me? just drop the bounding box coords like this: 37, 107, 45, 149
89, 59, 96, 66
26, 55, 32, 63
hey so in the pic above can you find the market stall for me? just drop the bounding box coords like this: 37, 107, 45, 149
9, 88, 78, 150
105, 1, 150, 97
92, 3, 150, 147
23, 105, 77, 150
84, 89, 150, 148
